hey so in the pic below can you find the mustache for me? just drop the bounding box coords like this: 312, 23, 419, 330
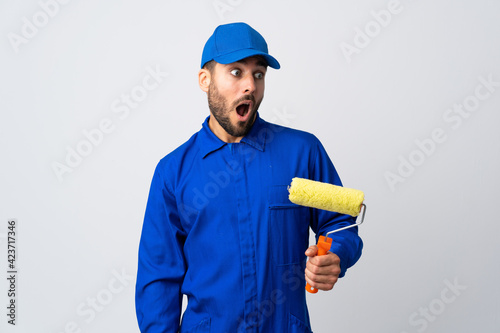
233, 95, 255, 107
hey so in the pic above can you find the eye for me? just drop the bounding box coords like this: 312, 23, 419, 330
254, 72, 264, 79
230, 69, 241, 76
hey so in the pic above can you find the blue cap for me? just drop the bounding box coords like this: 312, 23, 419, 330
201, 22, 280, 69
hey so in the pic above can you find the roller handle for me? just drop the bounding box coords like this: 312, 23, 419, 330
305, 235, 333, 294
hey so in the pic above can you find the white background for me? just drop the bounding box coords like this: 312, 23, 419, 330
1, 0, 499, 332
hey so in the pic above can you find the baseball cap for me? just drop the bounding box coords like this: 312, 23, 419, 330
201, 22, 280, 69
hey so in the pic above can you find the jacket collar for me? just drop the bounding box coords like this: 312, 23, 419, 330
199, 113, 267, 158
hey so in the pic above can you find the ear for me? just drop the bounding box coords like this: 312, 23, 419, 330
198, 69, 211, 93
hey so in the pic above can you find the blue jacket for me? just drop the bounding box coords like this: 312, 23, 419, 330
136, 114, 363, 332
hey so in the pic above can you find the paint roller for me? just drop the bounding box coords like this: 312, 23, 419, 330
288, 177, 366, 294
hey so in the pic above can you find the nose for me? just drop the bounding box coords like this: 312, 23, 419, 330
242, 74, 256, 94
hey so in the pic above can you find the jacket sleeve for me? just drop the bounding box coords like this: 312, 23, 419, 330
135, 160, 187, 332
310, 139, 363, 278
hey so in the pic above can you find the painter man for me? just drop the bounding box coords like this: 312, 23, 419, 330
135, 22, 363, 332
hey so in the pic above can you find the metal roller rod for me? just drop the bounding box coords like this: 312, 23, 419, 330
325, 204, 366, 238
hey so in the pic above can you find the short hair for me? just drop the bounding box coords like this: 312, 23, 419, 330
203, 60, 216, 74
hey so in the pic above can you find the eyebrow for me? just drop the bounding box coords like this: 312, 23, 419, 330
236, 59, 268, 68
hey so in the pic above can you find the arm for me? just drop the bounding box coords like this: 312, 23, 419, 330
135, 162, 187, 332
305, 139, 363, 290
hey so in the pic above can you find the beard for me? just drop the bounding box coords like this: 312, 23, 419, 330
207, 79, 261, 138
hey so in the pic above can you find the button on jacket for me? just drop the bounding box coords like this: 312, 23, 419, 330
136, 114, 363, 332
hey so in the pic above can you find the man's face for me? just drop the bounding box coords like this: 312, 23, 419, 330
206, 56, 267, 142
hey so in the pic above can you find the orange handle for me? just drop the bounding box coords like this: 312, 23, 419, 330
305, 235, 333, 294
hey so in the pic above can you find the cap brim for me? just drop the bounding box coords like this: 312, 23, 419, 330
214, 49, 280, 69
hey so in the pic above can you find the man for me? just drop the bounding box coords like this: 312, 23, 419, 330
136, 22, 363, 332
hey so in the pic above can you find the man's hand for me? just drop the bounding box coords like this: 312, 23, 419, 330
304, 245, 341, 291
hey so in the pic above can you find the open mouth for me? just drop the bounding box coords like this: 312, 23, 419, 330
236, 101, 252, 118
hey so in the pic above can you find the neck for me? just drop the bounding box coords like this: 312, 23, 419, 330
207, 116, 240, 143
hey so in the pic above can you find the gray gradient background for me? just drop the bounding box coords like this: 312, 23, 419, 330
1, 0, 499, 332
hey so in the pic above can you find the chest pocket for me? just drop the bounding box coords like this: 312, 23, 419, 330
289, 313, 313, 333
268, 185, 309, 266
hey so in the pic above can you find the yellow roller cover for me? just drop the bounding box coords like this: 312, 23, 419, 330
288, 177, 364, 217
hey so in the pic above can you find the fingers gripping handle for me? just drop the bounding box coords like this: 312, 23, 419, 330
305, 236, 333, 294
